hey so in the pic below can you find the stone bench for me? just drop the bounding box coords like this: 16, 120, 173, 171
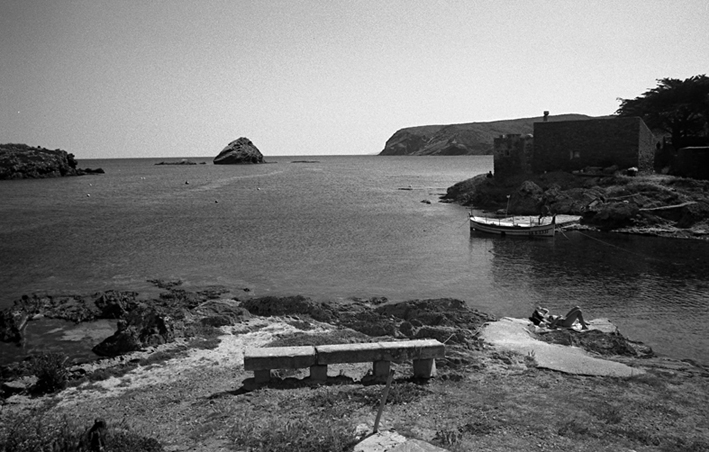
243, 339, 445, 384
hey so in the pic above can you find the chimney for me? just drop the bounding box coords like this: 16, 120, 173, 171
543, 111, 549, 122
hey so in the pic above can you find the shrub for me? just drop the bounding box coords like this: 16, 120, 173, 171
30, 353, 68, 394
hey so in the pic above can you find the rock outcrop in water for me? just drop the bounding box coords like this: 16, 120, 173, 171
0, 143, 104, 179
213, 137, 264, 164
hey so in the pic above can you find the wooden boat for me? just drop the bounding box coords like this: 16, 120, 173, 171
470, 215, 556, 237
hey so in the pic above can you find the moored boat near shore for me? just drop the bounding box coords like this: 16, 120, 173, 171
470, 215, 557, 237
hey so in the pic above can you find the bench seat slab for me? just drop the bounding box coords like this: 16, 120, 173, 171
316, 339, 444, 365
243, 346, 316, 371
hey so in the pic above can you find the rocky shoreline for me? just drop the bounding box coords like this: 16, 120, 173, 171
2, 281, 708, 451
1, 280, 656, 389
441, 170, 709, 240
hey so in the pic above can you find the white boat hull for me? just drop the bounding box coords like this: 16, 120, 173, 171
470, 216, 556, 237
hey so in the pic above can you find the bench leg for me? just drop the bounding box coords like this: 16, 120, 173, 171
310, 364, 328, 382
373, 360, 390, 382
254, 369, 270, 384
413, 358, 436, 379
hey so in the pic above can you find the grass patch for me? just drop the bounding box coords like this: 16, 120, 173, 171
0, 410, 163, 452
229, 414, 356, 452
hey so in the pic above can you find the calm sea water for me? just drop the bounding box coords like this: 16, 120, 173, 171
1, 155, 708, 365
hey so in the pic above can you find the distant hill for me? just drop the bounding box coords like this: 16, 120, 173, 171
379, 114, 607, 156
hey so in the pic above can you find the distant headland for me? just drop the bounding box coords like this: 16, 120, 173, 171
379, 114, 601, 156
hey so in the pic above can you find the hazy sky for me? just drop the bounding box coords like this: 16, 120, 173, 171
1, 1, 707, 159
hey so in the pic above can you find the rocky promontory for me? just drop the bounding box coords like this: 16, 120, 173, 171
213, 137, 264, 164
0, 143, 103, 180
380, 114, 597, 156
442, 170, 709, 238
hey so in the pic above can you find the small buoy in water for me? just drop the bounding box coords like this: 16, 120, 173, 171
214, 200, 218, 203
257, 187, 261, 191
185, 181, 189, 185
86, 194, 91, 197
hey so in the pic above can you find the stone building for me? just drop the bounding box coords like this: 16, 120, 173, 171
531, 117, 656, 173
493, 134, 534, 179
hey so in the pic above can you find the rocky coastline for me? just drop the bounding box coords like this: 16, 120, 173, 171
441, 169, 709, 240
0, 143, 104, 180
1, 281, 707, 451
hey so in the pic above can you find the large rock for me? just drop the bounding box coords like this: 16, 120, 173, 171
507, 180, 544, 215
582, 201, 640, 230
542, 186, 606, 215
0, 143, 103, 179
213, 137, 264, 164
93, 306, 182, 356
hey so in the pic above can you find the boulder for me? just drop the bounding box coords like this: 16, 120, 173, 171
507, 180, 544, 214
241, 295, 337, 323
213, 138, 264, 164
93, 306, 182, 356
0, 307, 30, 342
582, 201, 640, 230
542, 186, 605, 215
193, 300, 252, 326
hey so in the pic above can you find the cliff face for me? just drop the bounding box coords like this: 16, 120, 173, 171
380, 114, 596, 156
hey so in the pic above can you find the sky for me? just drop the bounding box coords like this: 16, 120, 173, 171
1, 1, 708, 159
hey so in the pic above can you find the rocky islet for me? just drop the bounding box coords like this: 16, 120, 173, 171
0, 143, 104, 179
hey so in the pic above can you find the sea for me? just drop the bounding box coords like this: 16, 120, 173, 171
1, 155, 708, 366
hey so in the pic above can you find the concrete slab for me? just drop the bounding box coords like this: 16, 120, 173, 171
316, 343, 384, 365
354, 432, 447, 452
316, 340, 444, 365
243, 346, 316, 371
480, 318, 645, 377
377, 340, 445, 361
390, 439, 449, 452
354, 431, 407, 452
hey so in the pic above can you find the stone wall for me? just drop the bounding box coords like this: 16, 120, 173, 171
532, 117, 656, 173
493, 134, 534, 179
637, 120, 657, 171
